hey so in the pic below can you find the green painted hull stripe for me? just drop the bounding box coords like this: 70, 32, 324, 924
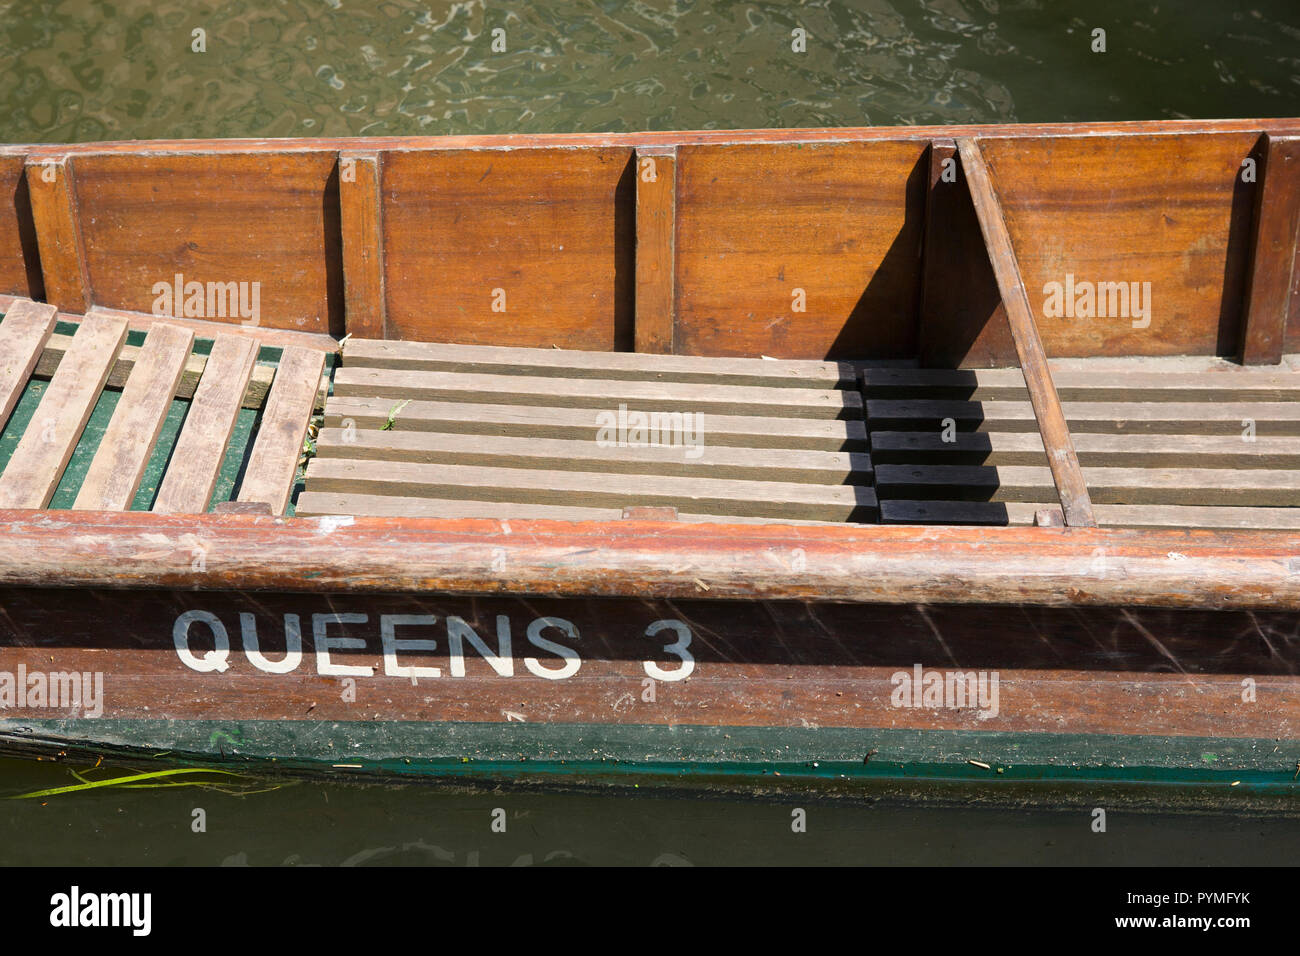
3, 719, 1297, 789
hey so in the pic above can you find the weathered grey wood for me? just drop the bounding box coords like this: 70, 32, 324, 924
877, 463, 1300, 506
863, 366, 1300, 403
324, 397, 868, 450
294, 491, 847, 526
869, 430, 1300, 468
333, 367, 862, 420
0, 314, 129, 509
957, 137, 1095, 527
153, 335, 260, 514
342, 338, 862, 389
303, 457, 879, 522
315, 428, 872, 484
72, 323, 194, 511
867, 399, 1300, 434
1093, 504, 1300, 530
236, 346, 327, 514
0, 299, 58, 430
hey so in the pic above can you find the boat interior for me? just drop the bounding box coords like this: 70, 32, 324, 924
0, 121, 1297, 532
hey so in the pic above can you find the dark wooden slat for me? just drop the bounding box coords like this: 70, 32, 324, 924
0, 313, 128, 509
339, 151, 386, 339
314, 427, 871, 484
341, 338, 860, 389
303, 457, 879, 522
24, 157, 89, 313
869, 430, 1300, 469
1241, 134, 1300, 365
153, 335, 260, 514
237, 346, 327, 514
72, 323, 194, 511
0, 299, 58, 429
957, 138, 1095, 526
880, 500, 1041, 526
634, 147, 676, 354
325, 396, 868, 450
332, 367, 861, 419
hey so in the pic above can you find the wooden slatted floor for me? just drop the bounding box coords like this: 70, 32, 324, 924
300, 340, 878, 524
0, 298, 328, 515
865, 358, 1300, 529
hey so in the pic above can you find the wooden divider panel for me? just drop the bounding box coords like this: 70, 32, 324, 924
66, 151, 339, 333
25, 157, 89, 313
978, 132, 1259, 359
0, 156, 36, 298
1242, 134, 1300, 364
379, 147, 635, 350
673, 140, 928, 359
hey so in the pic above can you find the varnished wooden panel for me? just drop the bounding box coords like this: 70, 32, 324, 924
674, 140, 928, 359
69, 152, 339, 333
380, 147, 635, 350
0, 156, 36, 298
980, 132, 1259, 359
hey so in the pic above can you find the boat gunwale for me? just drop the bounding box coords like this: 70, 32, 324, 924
0, 507, 1296, 610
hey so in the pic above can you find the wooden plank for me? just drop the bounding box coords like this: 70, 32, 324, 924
332, 367, 862, 419
0, 155, 38, 298
674, 140, 928, 359
151, 335, 259, 514
24, 157, 89, 313
380, 147, 635, 350
295, 491, 846, 526
67, 153, 339, 333
236, 346, 327, 514
863, 365, 1300, 402
0, 299, 57, 429
72, 323, 195, 511
1093, 504, 1300, 530
979, 131, 1261, 359
303, 457, 879, 522
1241, 134, 1300, 364
342, 338, 860, 388
634, 147, 676, 354
866, 398, 1300, 434
957, 138, 1095, 526
325, 396, 867, 451
315, 428, 872, 484
339, 151, 385, 339
880, 500, 1042, 526
877, 463, 1300, 506
869, 430, 1300, 469
0, 313, 128, 508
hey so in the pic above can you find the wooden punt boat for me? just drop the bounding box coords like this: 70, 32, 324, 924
1, 118, 1299, 798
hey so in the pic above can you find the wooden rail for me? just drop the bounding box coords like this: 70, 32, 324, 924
1241, 133, 1300, 364
956, 138, 1096, 527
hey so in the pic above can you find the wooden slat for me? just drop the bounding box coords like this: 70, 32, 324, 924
0, 299, 57, 428
634, 147, 676, 354
880, 500, 1042, 526
295, 492, 845, 526
152, 335, 260, 514
315, 427, 871, 484
957, 138, 1095, 527
869, 430, 1300, 469
1241, 134, 1300, 364
24, 157, 89, 313
877, 463, 1300, 506
332, 367, 861, 419
867, 398, 1300, 434
1093, 504, 1300, 530
339, 151, 386, 339
71, 324, 195, 511
863, 365, 1300, 402
0, 314, 128, 508
325, 396, 867, 450
236, 346, 327, 514
303, 458, 878, 522
342, 338, 860, 388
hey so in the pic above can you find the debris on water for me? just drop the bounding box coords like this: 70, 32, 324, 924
968, 759, 992, 770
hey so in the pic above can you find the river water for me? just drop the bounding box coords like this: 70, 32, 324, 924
1, 0, 1298, 865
